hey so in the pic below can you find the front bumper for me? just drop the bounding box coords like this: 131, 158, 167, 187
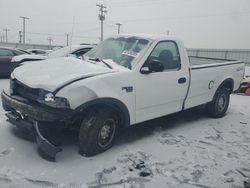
1, 90, 73, 161
2, 90, 72, 122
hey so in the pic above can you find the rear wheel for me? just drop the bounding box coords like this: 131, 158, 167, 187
78, 108, 118, 157
206, 87, 230, 118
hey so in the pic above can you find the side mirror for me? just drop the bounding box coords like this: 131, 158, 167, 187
140, 59, 164, 74
140, 67, 151, 74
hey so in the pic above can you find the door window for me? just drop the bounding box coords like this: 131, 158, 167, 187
0, 49, 14, 56
145, 41, 181, 70
73, 48, 91, 57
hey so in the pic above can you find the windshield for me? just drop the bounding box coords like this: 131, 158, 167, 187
84, 36, 150, 69
48, 46, 80, 58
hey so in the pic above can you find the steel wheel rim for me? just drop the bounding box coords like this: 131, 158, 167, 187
218, 94, 227, 112
98, 118, 116, 148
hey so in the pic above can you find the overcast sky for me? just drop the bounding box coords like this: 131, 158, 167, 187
0, 0, 249, 49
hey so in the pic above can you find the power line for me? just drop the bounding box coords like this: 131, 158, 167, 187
104, 23, 116, 28
110, 10, 250, 24
6, 33, 17, 42
26, 31, 65, 37
26, 31, 97, 39
106, 0, 181, 7
73, 35, 98, 39
74, 27, 100, 34
20, 16, 29, 44
97, 4, 107, 41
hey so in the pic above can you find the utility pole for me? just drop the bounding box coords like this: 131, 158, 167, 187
3, 28, 10, 42
66, 33, 69, 46
96, 4, 107, 41
115, 23, 122, 34
47, 37, 53, 49
18, 31, 22, 43
20, 16, 29, 44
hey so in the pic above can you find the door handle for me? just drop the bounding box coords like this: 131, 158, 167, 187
178, 77, 186, 84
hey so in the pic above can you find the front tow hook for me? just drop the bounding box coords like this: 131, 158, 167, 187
34, 122, 62, 161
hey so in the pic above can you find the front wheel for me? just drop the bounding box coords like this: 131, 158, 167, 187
78, 108, 118, 157
206, 87, 230, 118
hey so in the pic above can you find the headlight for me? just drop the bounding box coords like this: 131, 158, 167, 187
44, 93, 55, 102
38, 91, 70, 109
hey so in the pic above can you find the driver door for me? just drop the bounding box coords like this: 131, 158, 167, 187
135, 41, 189, 123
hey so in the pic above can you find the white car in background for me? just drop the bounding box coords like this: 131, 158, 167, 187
26, 48, 48, 55
11, 45, 95, 67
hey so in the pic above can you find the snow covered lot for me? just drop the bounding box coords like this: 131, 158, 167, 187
0, 75, 250, 188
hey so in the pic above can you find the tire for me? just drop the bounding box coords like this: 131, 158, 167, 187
206, 87, 230, 118
78, 108, 118, 157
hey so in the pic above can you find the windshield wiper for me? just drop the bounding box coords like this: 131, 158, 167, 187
88, 58, 113, 69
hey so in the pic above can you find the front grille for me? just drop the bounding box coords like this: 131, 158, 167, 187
12, 79, 40, 101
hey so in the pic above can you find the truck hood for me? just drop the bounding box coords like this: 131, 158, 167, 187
12, 57, 118, 92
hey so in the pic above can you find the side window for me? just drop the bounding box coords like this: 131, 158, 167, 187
73, 48, 91, 57
0, 49, 14, 56
146, 41, 181, 70
14, 51, 23, 56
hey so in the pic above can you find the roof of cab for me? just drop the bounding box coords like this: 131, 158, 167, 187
112, 33, 180, 41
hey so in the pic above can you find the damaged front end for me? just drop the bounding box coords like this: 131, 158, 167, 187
1, 90, 72, 161
35, 122, 62, 161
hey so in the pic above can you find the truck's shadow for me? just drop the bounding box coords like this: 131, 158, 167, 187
11, 127, 36, 142
117, 105, 208, 145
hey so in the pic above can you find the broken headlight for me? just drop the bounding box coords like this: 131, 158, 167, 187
38, 92, 70, 109
44, 93, 55, 102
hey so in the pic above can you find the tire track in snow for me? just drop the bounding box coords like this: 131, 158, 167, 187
0, 176, 12, 183
89, 151, 214, 188
24, 177, 58, 187
0, 148, 14, 157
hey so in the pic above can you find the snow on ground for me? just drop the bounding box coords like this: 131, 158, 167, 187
0, 73, 250, 188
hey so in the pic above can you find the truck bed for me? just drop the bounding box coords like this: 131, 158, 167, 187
189, 56, 243, 70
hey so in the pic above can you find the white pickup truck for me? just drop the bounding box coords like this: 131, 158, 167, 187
1, 34, 245, 160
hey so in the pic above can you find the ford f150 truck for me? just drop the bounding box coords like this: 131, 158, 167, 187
1, 34, 245, 160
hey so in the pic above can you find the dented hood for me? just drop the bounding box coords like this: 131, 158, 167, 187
12, 57, 117, 91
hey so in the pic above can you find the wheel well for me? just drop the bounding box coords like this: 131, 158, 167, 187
75, 98, 130, 128
218, 78, 234, 93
